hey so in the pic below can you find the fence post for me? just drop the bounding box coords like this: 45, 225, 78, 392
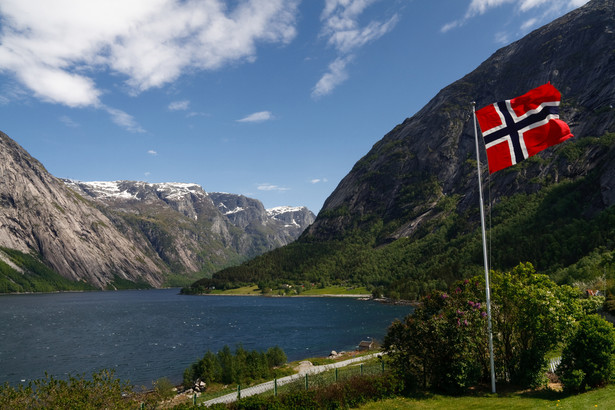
140, 403, 145, 410
305, 374, 309, 390
361, 363, 363, 376
335, 367, 338, 382
381, 359, 385, 374
193, 393, 197, 405
237, 384, 241, 400
274, 378, 278, 396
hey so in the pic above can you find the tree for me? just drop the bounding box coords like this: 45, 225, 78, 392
266, 346, 287, 368
557, 314, 615, 393
490, 263, 583, 387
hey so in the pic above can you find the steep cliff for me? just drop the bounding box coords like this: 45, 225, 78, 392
0, 132, 164, 289
210, 192, 315, 253
307, 0, 615, 242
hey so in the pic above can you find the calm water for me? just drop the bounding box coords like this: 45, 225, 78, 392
0, 289, 412, 387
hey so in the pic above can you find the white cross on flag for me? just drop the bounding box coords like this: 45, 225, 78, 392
476, 83, 573, 174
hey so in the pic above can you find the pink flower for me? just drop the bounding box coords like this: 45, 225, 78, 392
464, 319, 468, 326
441, 293, 448, 299
481, 312, 487, 318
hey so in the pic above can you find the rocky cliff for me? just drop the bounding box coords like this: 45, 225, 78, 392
210, 192, 315, 249
306, 0, 615, 242
0, 132, 164, 289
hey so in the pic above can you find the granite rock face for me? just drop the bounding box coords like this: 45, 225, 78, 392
0, 132, 164, 288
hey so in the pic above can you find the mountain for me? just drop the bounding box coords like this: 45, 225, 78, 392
209, 192, 315, 250
65, 181, 315, 273
0, 134, 314, 292
0, 132, 164, 290
190, 0, 615, 298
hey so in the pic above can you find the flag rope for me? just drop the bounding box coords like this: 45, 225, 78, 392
472, 102, 496, 393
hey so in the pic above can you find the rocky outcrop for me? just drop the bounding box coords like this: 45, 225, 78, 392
210, 193, 315, 248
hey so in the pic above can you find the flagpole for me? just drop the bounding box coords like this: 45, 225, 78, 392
472, 101, 496, 394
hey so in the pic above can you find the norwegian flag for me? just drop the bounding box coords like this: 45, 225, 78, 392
476, 83, 573, 174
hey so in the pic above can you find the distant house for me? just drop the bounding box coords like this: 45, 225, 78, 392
358, 340, 375, 351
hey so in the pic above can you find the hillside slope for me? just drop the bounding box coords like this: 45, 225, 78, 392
190, 0, 615, 298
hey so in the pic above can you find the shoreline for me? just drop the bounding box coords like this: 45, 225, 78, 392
188, 291, 418, 305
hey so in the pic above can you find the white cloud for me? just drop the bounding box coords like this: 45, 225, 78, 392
312, 56, 352, 98
237, 111, 274, 123
186, 111, 210, 118
59, 115, 79, 128
168, 100, 190, 111
310, 178, 328, 184
147, 150, 158, 155
0, 0, 300, 106
105, 106, 146, 133
257, 183, 290, 191
442, 0, 590, 33
520, 17, 539, 31
494, 31, 510, 45
313, 0, 399, 98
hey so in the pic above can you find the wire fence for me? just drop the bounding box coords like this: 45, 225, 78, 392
548, 357, 561, 373
201, 353, 385, 407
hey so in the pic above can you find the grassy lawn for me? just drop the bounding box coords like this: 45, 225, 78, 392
209, 285, 261, 295
359, 384, 615, 409
205, 285, 370, 296
300, 285, 370, 295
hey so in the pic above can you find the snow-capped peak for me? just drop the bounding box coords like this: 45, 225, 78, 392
63, 180, 207, 201
266, 206, 305, 217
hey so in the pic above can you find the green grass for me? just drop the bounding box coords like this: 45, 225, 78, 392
202, 285, 371, 296
300, 285, 370, 295
209, 285, 262, 295
359, 384, 615, 409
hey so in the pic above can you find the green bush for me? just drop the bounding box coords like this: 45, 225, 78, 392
0, 370, 143, 409
557, 314, 615, 393
154, 377, 176, 400
384, 263, 597, 392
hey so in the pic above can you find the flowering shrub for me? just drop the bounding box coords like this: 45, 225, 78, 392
384, 263, 597, 392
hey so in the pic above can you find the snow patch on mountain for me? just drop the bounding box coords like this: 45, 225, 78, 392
267, 206, 306, 216
68, 180, 139, 200
63, 180, 208, 202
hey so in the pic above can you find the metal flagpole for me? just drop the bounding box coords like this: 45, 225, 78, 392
472, 102, 496, 393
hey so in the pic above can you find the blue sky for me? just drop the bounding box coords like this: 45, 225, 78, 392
0, 0, 589, 213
